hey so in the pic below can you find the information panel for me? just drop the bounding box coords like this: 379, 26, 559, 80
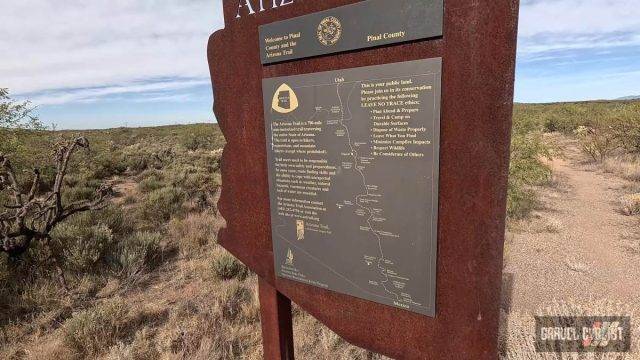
263, 58, 441, 316
259, 0, 443, 64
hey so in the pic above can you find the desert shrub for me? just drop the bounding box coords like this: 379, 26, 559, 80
117, 232, 164, 277
606, 105, 640, 153
134, 168, 162, 181
603, 156, 640, 181
180, 133, 209, 151
506, 186, 538, 220
613, 122, 640, 153
185, 172, 218, 194
91, 154, 127, 179
157, 280, 260, 358
620, 193, 640, 216
214, 280, 252, 321
137, 176, 165, 194
293, 308, 384, 360
123, 195, 137, 206
63, 175, 80, 188
85, 178, 103, 189
63, 186, 97, 203
123, 153, 152, 173
575, 125, 619, 162
542, 114, 578, 134
63, 297, 131, 358
65, 205, 134, 238
139, 187, 185, 225
211, 249, 249, 281
52, 223, 114, 272
18, 280, 70, 318
106, 328, 160, 360
100, 206, 136, 236
168, 212, 218, 256
507, 121, 552, 219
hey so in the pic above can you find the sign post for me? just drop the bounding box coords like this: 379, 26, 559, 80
208, 0, 519, 358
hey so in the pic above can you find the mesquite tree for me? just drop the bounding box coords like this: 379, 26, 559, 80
0, 138, 112, 265
1, 88, 44, 156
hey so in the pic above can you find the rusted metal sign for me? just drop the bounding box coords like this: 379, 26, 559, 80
208, 0, 519, 359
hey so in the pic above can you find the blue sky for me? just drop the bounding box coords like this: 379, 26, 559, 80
1, 0, 638, 130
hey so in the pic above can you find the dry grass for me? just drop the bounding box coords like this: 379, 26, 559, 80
293, 309, 390, 360
209, 247, 249, 281
564, 258, 590, 273
62, 297, 132, 358
620, 193, 640, 216
168, 211, 220, 257
153, 277, 263, 359
500, 298, 640, 359
105, 328, 160, 360
603, 155, 640, 182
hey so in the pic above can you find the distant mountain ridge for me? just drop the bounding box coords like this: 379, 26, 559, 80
617, 95, 640, 100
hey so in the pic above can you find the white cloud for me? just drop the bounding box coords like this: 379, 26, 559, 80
0, 0, 224, 100
520, 0, 640, 36
1, 0, 637, 106
28, 78, 210, 105
519, 0, 640, 55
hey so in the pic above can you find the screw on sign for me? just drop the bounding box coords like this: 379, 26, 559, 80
208, 0, 519, 359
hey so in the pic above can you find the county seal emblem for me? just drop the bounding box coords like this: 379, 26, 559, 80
317, 16, 342, 46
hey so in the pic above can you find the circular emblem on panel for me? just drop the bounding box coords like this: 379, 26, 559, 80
317, 16, 342, 46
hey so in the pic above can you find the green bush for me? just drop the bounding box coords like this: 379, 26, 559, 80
211, 251, 249, 281
91, 154, 127, 179
65, 205, 135, 237
574, 126, 619, 162
63, 186, 97, 203
117, 232, 163, 277
506, 185, 538, 220
52, 223, 114, 272
135, 168, 164, 182
123, 153, 152, 173
180, 133, 208, 151
85, 178, 104, 189
507, 122, 552, 219
63, 297, 131, 357
137, 176, 165, 194
139, 187, 185, 225
63, 174, 80, 188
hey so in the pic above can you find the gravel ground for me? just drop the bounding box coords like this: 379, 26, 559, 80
503, 136, 640, 312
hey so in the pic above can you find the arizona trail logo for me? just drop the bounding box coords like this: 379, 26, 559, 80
317, 16, 342, 46
271, 83, 299, 114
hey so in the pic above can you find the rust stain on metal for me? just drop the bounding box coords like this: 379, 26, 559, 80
208, 0, 519, 358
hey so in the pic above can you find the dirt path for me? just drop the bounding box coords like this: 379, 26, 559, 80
504, 136, 640, 312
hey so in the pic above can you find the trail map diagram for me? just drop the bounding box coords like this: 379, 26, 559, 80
263, 59, 441, 316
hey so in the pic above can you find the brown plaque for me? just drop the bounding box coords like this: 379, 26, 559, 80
208, 0, 519, 358
263, 59, 441, 316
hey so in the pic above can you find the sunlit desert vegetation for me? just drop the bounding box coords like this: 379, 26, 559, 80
508, 100, 640, 219
2, 87, 640, 359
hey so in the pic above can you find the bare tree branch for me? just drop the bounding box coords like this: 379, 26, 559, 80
0, 137, 112, 259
